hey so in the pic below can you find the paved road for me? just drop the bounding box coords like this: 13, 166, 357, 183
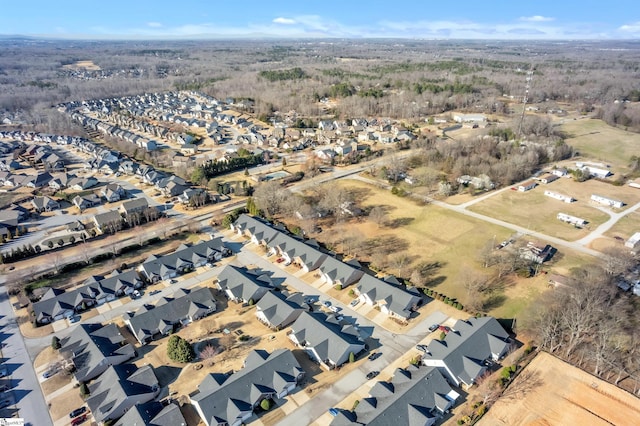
575, 201, 640, 246
0, 283, 53, 426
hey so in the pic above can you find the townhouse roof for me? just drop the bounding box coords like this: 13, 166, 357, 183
255, 291, 305, 328
356, 274, 422, 319
192, 349, 303, 426
216, 265, 273, 303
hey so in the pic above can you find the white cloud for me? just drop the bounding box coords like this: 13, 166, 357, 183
519, 15, 555, 22
619, 21, 640, 32
147, 22, 163, 28
273, 17, 296, 25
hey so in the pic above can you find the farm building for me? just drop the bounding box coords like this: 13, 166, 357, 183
545, 190, 574, 203
557, 213, 586, 226
591, 194, 624, 208
625, 232, 640, 249
518, 180, 537, 192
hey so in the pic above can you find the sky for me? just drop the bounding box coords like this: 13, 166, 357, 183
1, 0, 639, 40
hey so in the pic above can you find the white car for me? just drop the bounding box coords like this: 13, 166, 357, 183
329, 305, 340, 313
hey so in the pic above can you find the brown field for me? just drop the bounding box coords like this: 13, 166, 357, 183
560, 118, 640, 172
479, 352, 640, 426
605, 210, 640, 241
62, 60, 101, 71
468, 177, 640, 241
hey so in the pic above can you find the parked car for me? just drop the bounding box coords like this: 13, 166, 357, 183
71, 414, 87, 426
69, 315, 80, 324
322, 301, 332, 308
416, 344, 429, 353
438, 325, 451, 333
368, 352, 382, 361
42, 370, 55, 379
132, 290, 141, 298
329, 305, 340, 313
349, 299, 360, 307
276, 257, 285, 263
366, 371, 379, 380
328, 408, 339, 417
149, 290, 161, 296
428, 323, 439, 332
69, 407, 87, 418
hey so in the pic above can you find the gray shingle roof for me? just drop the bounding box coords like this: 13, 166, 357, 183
139, 239, 225, 281
356, 274, 422, 319
289, 311, 365, 367
60, 323, 135, 382
332, 366, 457, 426
255, 291, 304, 329
86, 364, 159, 423
114, 401, 186, 426
125, 287, 216, 344
192, 349, 304, 426
216, 265, 273, 303
422, 316, 510, 386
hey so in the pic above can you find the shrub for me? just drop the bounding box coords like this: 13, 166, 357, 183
248, 298, 255, 306
167, 335, 195, 363
348, 289, 355, 297
51, 336, 61, 350
352, 399, 360, 410
457, 420, 464, 425
439, 331, 446, 341
79, 382, 90, 398
349, 352, 355, 363
334, 284, 342, 290
260, 399, 271, 411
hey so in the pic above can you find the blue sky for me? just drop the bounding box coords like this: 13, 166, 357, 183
2, 0, 639, 39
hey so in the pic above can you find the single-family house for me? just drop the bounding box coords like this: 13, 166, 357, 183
215, 265, 273, 304
69, 176, 98, 191
73, 194, 101, 211
31, 196, 60, 213
26, 172, 53, 188
191, 349, 304, 426
101, 183, 126, 202
551, 167, 568, 177
331, 366, 459, 426
86, 364, 160, 424
517, 180, 537, 192
289, 311, 365, 370
255, 291, 305, 330
422, 316, 511, 387
93, 210, 123, 234
59, 323, 136, 383
124, 287, 217, 344
537, 173, 559, 184
119, 197, 149, 216
629, 178, 640, 189
114, 402, 186, 426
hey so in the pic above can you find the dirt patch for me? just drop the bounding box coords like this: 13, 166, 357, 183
478, 352, 640, 426
62, 60, 101, 71
48, 388, 84, 422
33, 346, 60, 370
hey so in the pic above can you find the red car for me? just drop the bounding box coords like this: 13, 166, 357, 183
71, 414, 87, 426
276, 258, 285, 263
438, 325, 451, 333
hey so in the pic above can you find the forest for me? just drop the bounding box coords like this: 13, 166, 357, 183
2, 38, 640, 135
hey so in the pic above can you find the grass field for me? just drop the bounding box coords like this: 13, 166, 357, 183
605, 210, 640, 241
469, 184, 609, 241
479, 351, 640, 426
331, 179, 534, 313
561, 118, 639, 172
469, 177, 640, 241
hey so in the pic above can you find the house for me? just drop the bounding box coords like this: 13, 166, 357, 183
138, 239, 226, 282
73, 194, 101, 211
625, 232, 640, 249
545, 190, 574, 203
26, 172, 54, 188
288, 311, 365, 370
520, 241, 554, 264
551, 167, 568, 177
114, 402, 186, 426
629, 178, 640, 189
32, 270, 142, 324
355, 274, 422, 322
591, 194, 624, 208
92, 210, 123, 234
69, 176, 98, 191
48, 172, 76, 190
255, 291, 305, 330
31, 196, 60, 213
317, 256, 364, 288
0, 210, 20, 228
453, 113, 487, 123
191, 349, 304, 426
59, 323, 136, 383
86, 364, 160, 424
579, 164, 612, 179
124, 287, 216, 344
215, 265, 273, 304
331, 366, 459, 426
517, 180, 537, 192
557, 213, 586, 227
422, 316, 511, 387
119, 197, 149, 216
537, 173, 559, 184
268, 232, 327, 273
101, 183, 126, 202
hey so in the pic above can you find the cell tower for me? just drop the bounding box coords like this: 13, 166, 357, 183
517, 65, 534, 139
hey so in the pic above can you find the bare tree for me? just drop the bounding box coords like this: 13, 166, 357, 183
368, 206, 387, 228
388, 252, 411, 278
199, 344, 218, 366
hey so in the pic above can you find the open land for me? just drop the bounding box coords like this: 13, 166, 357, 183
479, 351, 640, 426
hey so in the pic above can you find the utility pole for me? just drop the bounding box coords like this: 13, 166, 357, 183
517, 65, 534, 139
